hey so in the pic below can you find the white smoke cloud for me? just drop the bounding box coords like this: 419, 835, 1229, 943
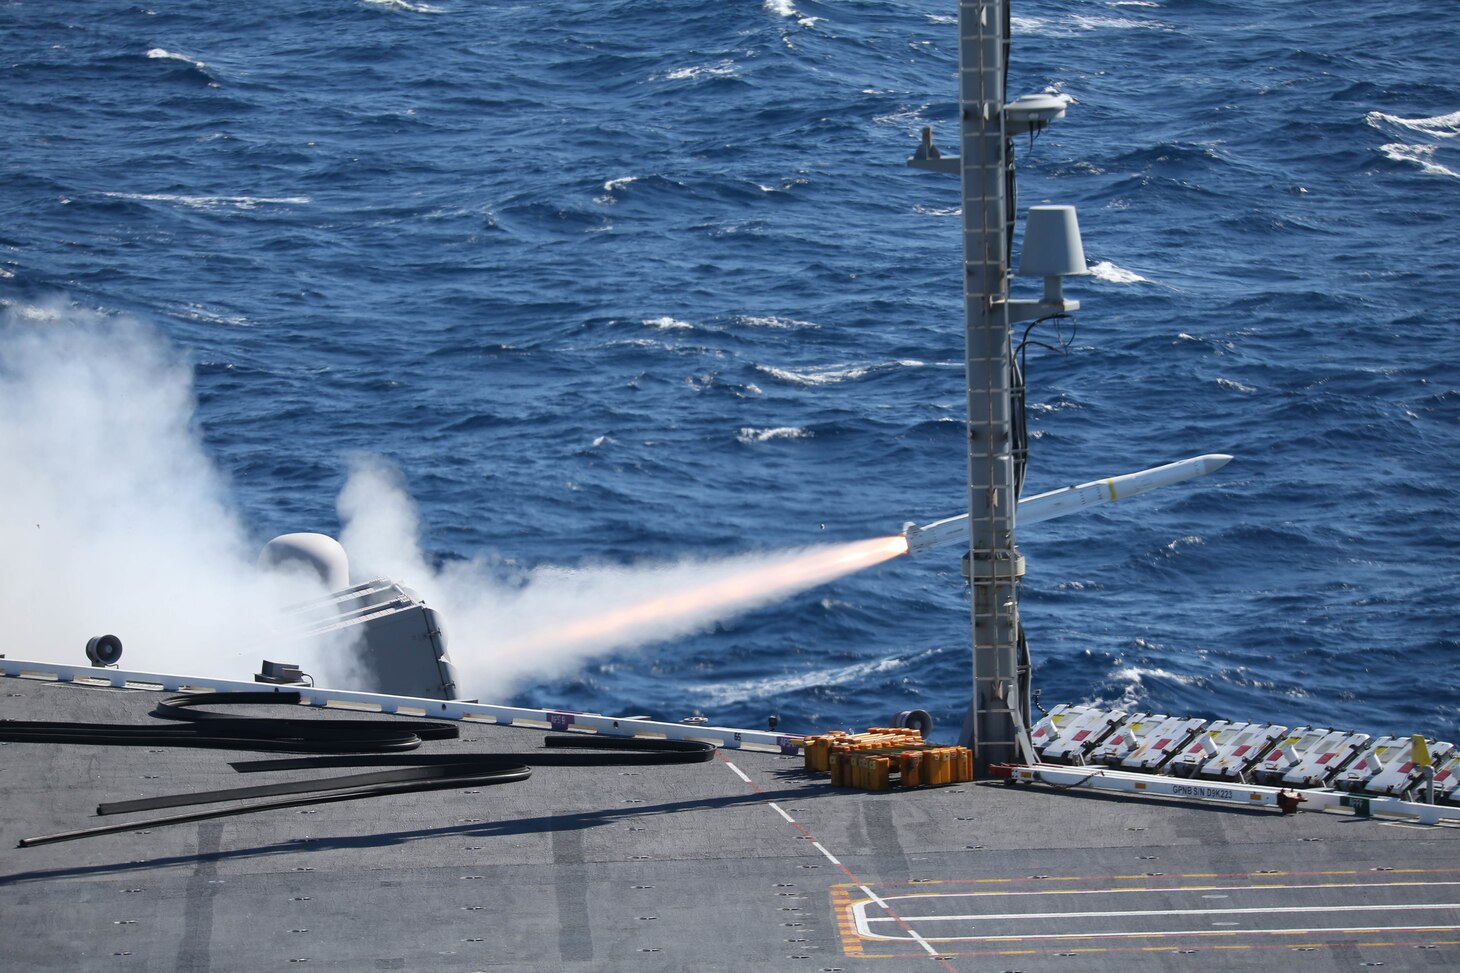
0, 299, 901, 701
0, 300, 341, 681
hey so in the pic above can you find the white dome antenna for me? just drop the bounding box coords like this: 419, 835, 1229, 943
258, 533, 350, 592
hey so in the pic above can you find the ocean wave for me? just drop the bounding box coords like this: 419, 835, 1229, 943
1071, 13, 1172, 30
1087, 259, 1148, 284
361, 0, 444, 12
757, 363, 867, 386
164, 303, 250, 327
593, 175, 637, 204
873, 105, 928, 128
736, 426, 812, 444
661, 61, 738, 82
145, 48, 207, 70
1014, 13, 1170, 36
145, 48, 217, 84
1104, 664, 1201, 707
1365, 109, 1460, 138
1380, 143, 1460, 179
100, 192, 310, 210
642, 316, 694, 331
1111, 664, 1200, 687
754, 359, 928, 386
736, 315, 818, 330
697, 649, 937, 707
913, 204, 961, 217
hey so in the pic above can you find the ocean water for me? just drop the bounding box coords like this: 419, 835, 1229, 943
3, 0, 1457, 743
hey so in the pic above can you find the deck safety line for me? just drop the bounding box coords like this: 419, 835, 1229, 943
715, 754, 959, 970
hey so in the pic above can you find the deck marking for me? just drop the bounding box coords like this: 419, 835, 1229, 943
714, 753, 959, 970
844, 866, 1460, 889
861, 879, 1460, 901
857, 923, 1460, 945
811, 841, 842, 866
850, 936, 1460, 960
859, 901, 1460, 925
767, 801, 795, 823
835, 868, 1460, 962
860, 885, 889, 909
907, 928, 939, 956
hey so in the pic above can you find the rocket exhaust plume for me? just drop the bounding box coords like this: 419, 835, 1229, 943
495, 535, 911, 659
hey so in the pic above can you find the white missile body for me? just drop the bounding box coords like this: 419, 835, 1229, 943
901, 453, 1232, 555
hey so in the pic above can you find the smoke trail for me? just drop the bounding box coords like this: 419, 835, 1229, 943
338, 458, 907, 699
0, 302, 345, 681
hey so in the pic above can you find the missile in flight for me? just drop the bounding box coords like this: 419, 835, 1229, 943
900, 453, 1232, 555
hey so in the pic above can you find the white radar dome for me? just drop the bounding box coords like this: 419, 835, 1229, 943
258, 533, 350, 592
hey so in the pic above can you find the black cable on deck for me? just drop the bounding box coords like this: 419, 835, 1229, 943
13, 693, 715, 848
0, 691, 458, 753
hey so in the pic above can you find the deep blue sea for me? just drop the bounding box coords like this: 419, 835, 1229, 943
3, 0, 1458, 744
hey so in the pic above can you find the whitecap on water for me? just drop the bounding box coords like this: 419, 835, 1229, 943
361, 0, 444, 12
662, 61, 738, 82
736, 426, 811, 445
755, 359, 929, 386
1365, 109, 1460, 139
736, 314, 819, 330
697, 648, 938, 707
1104, 664, 1200, 707
1016, 13, 1171, 36
145, 48, 218, 84
873, 105, 928, 127
1070, 13, 1172, 30
1111, 664, 1199, 686
101, 191, 310, 210
642, 316, 694, 331
756, 363, 871, 386
1087, 259, 1149, 284
1379, 143, 1460, 180
146, 48, 206, 69
594, 175, 638, 204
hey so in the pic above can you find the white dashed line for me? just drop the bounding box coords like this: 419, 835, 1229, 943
811, 841, 841, 866
723, 761, 752, 784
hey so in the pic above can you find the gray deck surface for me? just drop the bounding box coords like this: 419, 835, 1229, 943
3, 678, 1458, 972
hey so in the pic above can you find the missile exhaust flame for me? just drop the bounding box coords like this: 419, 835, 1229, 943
495, 535, 909, 660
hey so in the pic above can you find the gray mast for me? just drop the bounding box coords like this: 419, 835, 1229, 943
955, 0, 1023, 773
910, 0, 1080, 774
